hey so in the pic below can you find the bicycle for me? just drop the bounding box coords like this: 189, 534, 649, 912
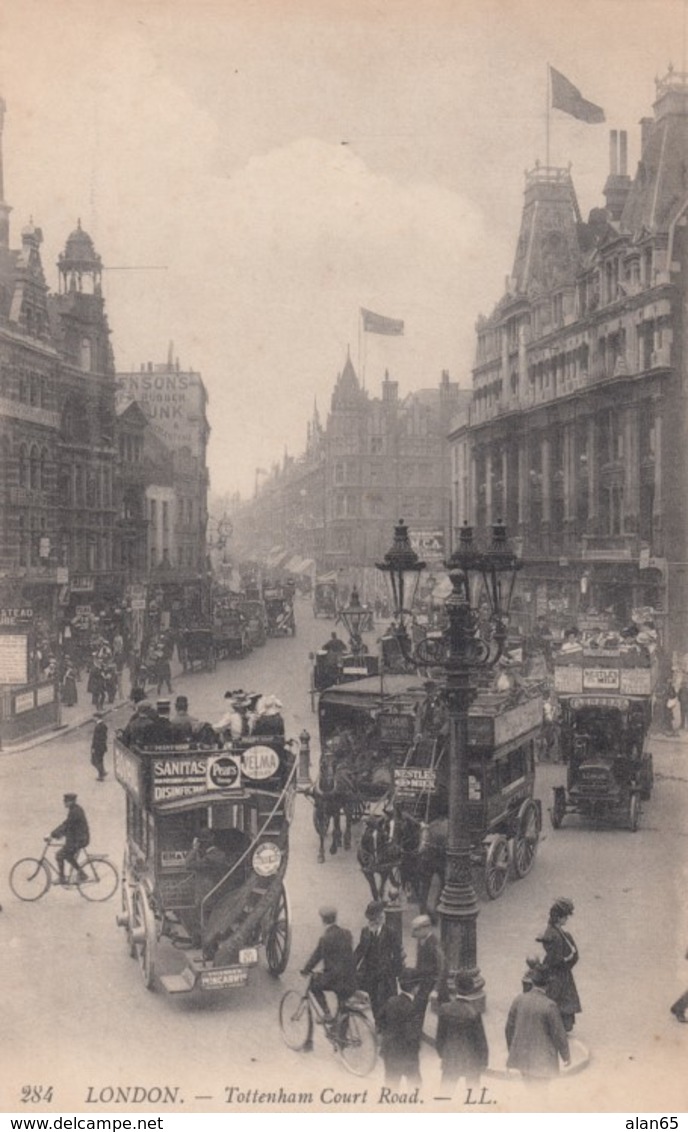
9, 839, 119, 903
279, 979, 378, 1076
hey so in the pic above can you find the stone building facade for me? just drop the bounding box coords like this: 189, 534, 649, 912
451, 70, 688, 652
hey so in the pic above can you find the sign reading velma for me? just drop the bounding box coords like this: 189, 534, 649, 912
116, 369, 207, 456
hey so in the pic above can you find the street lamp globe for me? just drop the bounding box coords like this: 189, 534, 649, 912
376, 519, 426, 627
338, 586, 366, 653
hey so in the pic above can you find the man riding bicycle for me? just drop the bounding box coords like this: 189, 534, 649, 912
50, 793, 90, 883
300, 906, 357, 1037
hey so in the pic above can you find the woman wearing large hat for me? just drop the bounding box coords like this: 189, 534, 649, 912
537, 897, 581, 1032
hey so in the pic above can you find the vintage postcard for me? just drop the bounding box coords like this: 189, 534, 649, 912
1, 0, 687, 1120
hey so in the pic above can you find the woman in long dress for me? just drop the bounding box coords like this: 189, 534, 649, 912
537, 896, 581, 1032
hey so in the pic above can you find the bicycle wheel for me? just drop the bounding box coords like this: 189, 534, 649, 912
10, 858, 51, 901
279, 990, 312, 1051
338, 1010, 378, 1076
78, 858, 119, 902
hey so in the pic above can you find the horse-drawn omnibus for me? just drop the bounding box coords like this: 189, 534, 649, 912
550, 641, 657, 831
114, 722, 295, 994
306, 674, 543, 901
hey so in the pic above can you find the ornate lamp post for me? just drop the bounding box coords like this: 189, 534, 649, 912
376, 520, 426, 665
376, 518, 521, 1001
337, 585, 367, 656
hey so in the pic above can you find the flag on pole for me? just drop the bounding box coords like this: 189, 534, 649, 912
360, 308, 404, 335
550, 66, 605, 123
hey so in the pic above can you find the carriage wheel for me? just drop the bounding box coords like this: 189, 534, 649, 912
132, 887, 157, 990
629, 793, 641, 832
484, 836, 510, 900
265, 884, 292, 976
550, 787, 566, 830
512, 799, 540, 879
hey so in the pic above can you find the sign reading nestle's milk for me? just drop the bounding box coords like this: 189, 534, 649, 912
116, 368, 207, 456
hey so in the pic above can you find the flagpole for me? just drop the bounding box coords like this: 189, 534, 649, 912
546, 63, 551, 168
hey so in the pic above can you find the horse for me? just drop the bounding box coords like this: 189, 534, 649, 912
309, 746, 358, 863
356, 807, 425, 902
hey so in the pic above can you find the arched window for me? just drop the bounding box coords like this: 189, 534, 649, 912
40, 448, 48, 491
18, 444, 28, 487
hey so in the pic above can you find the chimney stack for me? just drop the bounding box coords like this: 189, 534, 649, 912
619, 130, 628, 175
609, 130, 618, 175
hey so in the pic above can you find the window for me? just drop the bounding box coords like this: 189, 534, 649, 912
29, 445, 39, 490
371, 436, 383, 455
80, 338, 92, 372
18, 444, 28, 487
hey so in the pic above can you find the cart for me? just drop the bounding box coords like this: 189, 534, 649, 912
179, 627, 216, 673
239, 598, 268, 647
310, 675, 544, 899
550, 644, 656, 831
114, 727, 296, 994
313, 581, 338, 619
263, 585, 296, 637
212, 609, 250, 660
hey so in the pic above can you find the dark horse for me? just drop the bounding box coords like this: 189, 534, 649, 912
309, 746, 358, 863
357, 807, 427, 902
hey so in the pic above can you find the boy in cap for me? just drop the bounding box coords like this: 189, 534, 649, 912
50, 794, 90, 883
301, 906, 357, 1033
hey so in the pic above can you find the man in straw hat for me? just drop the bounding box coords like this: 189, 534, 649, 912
410, 913, 446, 1024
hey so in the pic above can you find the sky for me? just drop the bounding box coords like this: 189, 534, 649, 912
0, 0, 685, 498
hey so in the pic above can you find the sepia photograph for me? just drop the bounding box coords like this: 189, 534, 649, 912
1, 0, 687, 1118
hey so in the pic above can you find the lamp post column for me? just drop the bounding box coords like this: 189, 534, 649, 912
437, 593, 485, 1007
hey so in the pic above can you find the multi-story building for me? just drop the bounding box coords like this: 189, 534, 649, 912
49, 221, 118, 616
115, 353, 211, 615
0, 99, 118, 625
234, 354, 467, 591
451, 70, 688, 653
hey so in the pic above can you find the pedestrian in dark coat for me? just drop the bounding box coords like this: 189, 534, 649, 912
410, 913, 446, 1024
505, 962, 570, 1083
436, 972, 489, 1090
90, 717, 108, 781
378, 969, 423, 1087
61, 663, 78, 707
537, 896, 581, 1031
87, 665, 105, 711
354, 900, 403, 1026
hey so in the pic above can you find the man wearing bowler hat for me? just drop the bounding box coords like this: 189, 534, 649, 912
301, 906, 357, 1031
354, 899, 403, 1027
505, 961, 570, 1085
50, 794, 90, 883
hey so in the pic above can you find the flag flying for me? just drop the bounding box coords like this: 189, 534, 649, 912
361, 308, 404, 335
550, 66, 605, 123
